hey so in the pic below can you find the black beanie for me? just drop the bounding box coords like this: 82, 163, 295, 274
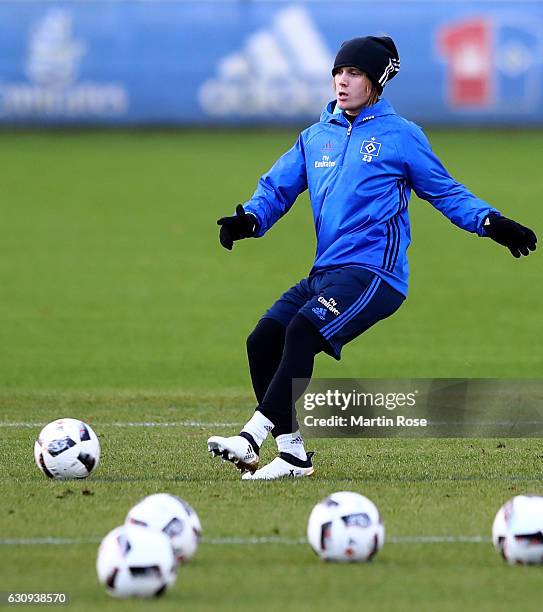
332, 36, 400, 92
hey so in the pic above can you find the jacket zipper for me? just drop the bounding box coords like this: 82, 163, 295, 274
339, 122, 353, 169
317, 120, 353, 233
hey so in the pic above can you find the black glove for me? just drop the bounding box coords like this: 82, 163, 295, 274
483, 214, 537, 258
217, 204, 257, 250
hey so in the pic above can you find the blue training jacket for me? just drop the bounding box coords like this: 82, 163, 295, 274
244, 99, 500, 296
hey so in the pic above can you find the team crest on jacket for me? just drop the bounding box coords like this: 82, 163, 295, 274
360, 137, 382, 162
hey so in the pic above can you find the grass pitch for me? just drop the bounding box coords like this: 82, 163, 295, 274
2, 394, 543, 611
1, 129, 541, 388
1, 129, 542, 610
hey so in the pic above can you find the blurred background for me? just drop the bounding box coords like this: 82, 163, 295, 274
1, 1, 542, 126
1, 1, 541, 392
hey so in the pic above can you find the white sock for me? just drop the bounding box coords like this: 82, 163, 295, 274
241, 411, 274, 448
276, 430, 307, 461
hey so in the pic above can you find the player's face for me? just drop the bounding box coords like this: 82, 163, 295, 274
333, 67, 374, 115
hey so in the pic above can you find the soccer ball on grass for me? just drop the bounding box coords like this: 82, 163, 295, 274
307, 491, 384, 562
96, 525, 177, 598
493, 495, 543, 565
34, 418, 100, 480
126, 493, 202, 563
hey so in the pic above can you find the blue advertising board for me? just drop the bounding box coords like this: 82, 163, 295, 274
0, 1, 542, 125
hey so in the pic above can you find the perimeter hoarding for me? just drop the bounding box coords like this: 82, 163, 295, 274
0, 1, 541, 125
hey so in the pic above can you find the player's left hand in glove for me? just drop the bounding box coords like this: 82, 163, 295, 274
217, 204, 258, 250
484, 213, 537, 258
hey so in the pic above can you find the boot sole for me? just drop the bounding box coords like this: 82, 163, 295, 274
244, 466, 315, 480
207, 440, 259, 473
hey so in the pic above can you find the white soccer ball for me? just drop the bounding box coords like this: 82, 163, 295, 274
34, 418, 100, 480
125, 493, 202, 564
492, 500, 509, 557
97, 525, 177, 598
307, 491, 384, 562
493, 495, 543, 565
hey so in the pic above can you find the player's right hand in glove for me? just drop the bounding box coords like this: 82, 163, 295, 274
484, 213, 537, 258
217, 204, 257, 250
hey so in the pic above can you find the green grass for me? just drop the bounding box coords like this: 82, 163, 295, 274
0, 130, 541, 389
1, 129, 542, 610
2, 394, 543, 611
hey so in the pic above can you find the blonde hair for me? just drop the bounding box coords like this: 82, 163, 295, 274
366, 82, 380, 107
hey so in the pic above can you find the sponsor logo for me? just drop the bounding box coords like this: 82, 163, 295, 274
312, 307, 328, 321
317, 296, 340, 316
0, 10, 128, 118
437, 16, 542, 109
378, 58, 401, 87
314, 155, 336, 168
199, 6, 333, 117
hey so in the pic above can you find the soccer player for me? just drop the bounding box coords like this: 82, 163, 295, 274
208, 36, 537, 480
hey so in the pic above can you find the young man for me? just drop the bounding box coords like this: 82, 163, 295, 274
208, 36, 537, 480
